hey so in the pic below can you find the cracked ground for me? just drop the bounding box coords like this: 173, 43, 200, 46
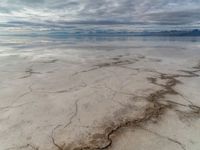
0, 37, 200, 150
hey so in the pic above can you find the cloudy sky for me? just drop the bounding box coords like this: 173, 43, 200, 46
0, 0, 200, 33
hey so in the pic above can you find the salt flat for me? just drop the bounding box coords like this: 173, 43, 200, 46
0, 36, 200, 150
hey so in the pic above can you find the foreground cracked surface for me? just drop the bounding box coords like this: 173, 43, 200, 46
58, 63, 200, 150
0, 37, 200, 150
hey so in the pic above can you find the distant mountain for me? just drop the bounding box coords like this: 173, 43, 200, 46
47, 29, 200, 37
139, 29, 200, 36
1, 28, 200, 37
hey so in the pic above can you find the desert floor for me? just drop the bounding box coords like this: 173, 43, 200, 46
0, 37, 200, 150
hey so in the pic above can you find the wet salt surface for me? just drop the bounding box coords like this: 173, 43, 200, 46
0, 36, 200, 150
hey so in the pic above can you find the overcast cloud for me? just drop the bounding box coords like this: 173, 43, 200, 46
0, 0, 200, 27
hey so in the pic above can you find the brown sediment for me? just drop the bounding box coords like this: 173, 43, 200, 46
42, 59, 58, 64
72, 55, 143, 76
52, 63, 200, 150
19, 67, 41, 79
93, 59, 135, 68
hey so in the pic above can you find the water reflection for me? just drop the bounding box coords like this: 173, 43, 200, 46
1, 35, 200, 48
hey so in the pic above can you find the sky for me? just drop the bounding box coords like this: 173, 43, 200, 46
0, 0, 200, 34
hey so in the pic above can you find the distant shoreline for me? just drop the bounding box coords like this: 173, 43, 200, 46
1, 29, 200, 37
